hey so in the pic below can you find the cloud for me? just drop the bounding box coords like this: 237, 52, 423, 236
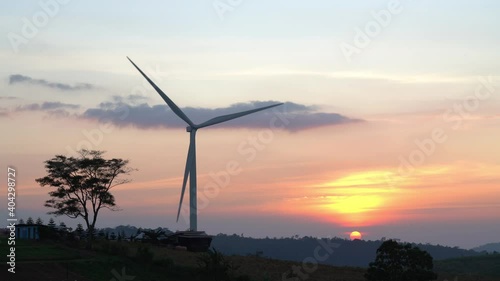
0, 96, 19, 100
8, 74, 95, 91
81, 100, 362, 131
111, 94, 149, 104
12, 101, 80, 118
45, 109, 73, 118
16, 102, 80, 111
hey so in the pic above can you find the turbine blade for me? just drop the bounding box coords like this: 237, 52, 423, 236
197, 103, 283, 128
127, 57, 194, 127
176, 142, 194, 222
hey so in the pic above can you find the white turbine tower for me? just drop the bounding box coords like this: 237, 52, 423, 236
128, 57, 283, 232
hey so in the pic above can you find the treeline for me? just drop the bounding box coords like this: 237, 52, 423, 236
92, 225, 173, 241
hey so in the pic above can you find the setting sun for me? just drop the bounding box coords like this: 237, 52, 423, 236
350, 231, 362, 240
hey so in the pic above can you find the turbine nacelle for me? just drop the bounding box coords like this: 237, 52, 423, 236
186, 126, 194, 132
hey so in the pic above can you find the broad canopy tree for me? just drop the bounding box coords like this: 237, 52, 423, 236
365, 239, 438, 281
36, 150, 134, 247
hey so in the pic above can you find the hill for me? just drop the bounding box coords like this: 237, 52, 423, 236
473, 242, 500, 253
0, 236, 367, 281
211, 234, 481, 267
0, 233, 497, 281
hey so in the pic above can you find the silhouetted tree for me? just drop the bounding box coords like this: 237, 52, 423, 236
26, 217, 34, 225
143, 228, 166, 244
129, 228, 142, 242
76, 223, 85, 237
365, 240, 437, 281
19, 218, 25, 224
36, 150, 134, 248
36, 217, 44, 225
98, 229, 105, 239
110, 232, 116, 240
48, 218, 56, 228
59, 222, 68, 232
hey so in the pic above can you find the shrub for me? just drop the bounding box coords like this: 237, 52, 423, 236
135, 245, 154, 263
153, 257, 174, 268
197, 248, 234, 281
108, 242, 129, 256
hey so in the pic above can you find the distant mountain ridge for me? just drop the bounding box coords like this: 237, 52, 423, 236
211, 234, 481, 268
473, 242, 500, 253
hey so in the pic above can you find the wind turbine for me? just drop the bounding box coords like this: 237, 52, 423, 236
127, 57, 283, 232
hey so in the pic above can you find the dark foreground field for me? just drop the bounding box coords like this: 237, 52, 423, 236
0, 235, 498, 281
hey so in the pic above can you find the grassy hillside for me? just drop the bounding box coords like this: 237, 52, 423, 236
0, 238, 90, 281
0, 234, 498, 281
0, 236, 366, 281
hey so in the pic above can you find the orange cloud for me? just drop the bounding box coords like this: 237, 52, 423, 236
270, 162, 500, 227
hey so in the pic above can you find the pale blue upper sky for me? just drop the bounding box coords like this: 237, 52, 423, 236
2, 0, 499, 117
2, 0, 499, 66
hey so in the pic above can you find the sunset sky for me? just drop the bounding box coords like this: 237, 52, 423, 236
1, 0, 499, 249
